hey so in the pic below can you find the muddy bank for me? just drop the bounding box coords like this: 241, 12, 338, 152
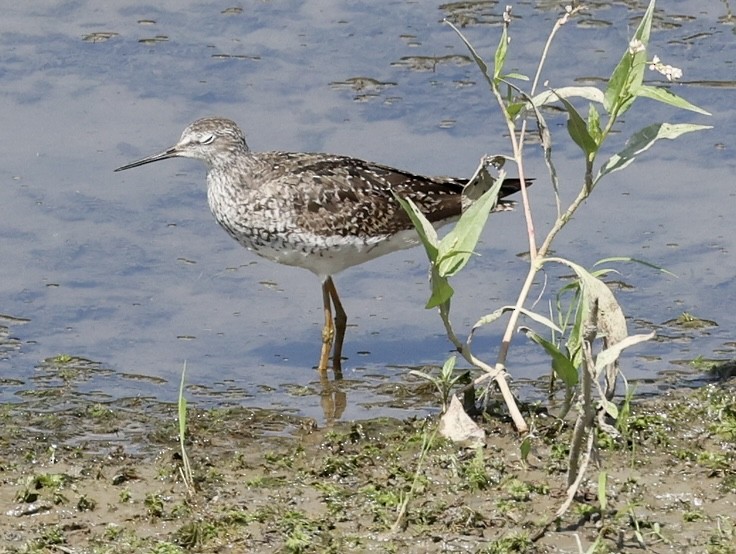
1, 378, 734, 553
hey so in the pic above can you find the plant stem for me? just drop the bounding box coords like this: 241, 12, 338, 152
440, 303, 529, 434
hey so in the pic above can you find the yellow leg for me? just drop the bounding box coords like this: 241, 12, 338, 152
325, 277, 346, 377
318, 279, 334, 372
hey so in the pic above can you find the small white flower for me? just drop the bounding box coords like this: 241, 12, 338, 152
503, 5, 512, 23
628, 38, 645, 55
648, 55, 683, 81
666, 65, 683, 81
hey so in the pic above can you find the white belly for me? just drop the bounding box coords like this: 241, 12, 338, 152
250, 228, 422, 278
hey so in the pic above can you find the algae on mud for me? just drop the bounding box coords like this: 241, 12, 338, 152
1, 378, 734, 553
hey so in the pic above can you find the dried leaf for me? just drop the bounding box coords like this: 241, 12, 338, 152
438, 395, 485, 448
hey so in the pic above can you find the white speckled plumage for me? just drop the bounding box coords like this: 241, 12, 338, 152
115, 117, 526, 373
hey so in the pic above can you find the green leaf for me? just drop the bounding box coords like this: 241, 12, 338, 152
542, 256, 630, 375
517, 308, 563, 333
444, 19, 494, 91
633, 0, 656, 45
394, 194, 439, 262
470, 307, 507, 332
593, 256, 677, 278
440, 355, 457, 380
594, 332, 655, 373
409, 368, 437, 384
603, 0, 656, 114
597, 122, 713, 180
587, 103, 602, 145
520, 435, 532, 465
603, 51, 634, 114
395, 193, 455, 308
636, 85, 712, 116
567, 291, 585, 370
504, 72, 529, 81
529, 86, 605, 110
426, 264, 454, 309
436, 172, 504, 278
601, 399, 619, 420
178, 362, 188, 440
494, 20, 509, 81
471, 305, 562, 336
554, 93, 598, 156
598, 471, 608, 511
506, 101, 526, 120
522, 327, 579, 387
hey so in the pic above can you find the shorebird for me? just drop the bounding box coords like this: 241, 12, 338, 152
115, 117, 526, 374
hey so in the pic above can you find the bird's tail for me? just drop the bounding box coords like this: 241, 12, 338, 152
498, 178, 531, 200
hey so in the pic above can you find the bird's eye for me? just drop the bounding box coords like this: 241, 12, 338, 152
200, 133, 216, 145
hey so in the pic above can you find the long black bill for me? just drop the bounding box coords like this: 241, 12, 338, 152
114, 146, 181, 172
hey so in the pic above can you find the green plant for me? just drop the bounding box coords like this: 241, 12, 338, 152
479, 531, 533, 554
76, 494, 96, 512
708, 516, 735, 554
150, 542, 186, 554
119, 487, 132, 503
462, 447, 494, 492
628, 505, 668, 547
144, 492, 165, 518
391, 426, 437, 532
409, 355, 468, 412
399, 0, 709, 521
177, 362, 194, 494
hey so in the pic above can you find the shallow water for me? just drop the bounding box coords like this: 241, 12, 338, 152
0, 1, 734, 421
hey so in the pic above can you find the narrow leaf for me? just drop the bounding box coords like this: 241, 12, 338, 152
554, 92, 598, 156
588, 103, 602, 144
470, 307, 507, 333
442, 355, 457, 375
504, 72, 529, 81
529, 86, 605, 110
494, 19, 509, 81
601, 399, 619, 420
512, 307, 563, 333
394, 194, 439, 261
636, 85, 712, 116
506, 101, 526, 120
426, 265, 454, 309
597, 122, 712, 179
598, 471, 608, 511
462, 164, 504, 205
603, 51, 635, 114
594, 332, 655, 372
567, 289, 586, 370
593, 256, 677, 278
522, 327, 579, 387
436, 174, 503, 277
409, 369, 436, 383
542, 256, 629, 354
474, 305, 563, 334
604, 0, 656, 114
178, 362, 188, 440
444, 19, 494, 91
520, 435, 532, 464
634, 0, 657, 45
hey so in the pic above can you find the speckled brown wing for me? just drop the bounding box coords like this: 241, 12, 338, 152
286, 154, 468, 239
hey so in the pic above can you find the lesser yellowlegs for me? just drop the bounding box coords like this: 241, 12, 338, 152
115, 117, 526, 374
